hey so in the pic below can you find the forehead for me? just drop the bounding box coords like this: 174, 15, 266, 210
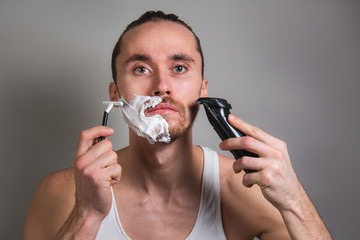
118, 21, 200, 62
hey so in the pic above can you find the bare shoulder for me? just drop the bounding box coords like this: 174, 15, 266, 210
24, 168, 76, 240
218, 154, 290, 239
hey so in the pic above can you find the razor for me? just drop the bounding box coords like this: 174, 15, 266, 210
196, 97, 258, 173
94, 101, 124, 143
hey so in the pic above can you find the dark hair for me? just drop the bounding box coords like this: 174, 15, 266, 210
111, 11, 204, 82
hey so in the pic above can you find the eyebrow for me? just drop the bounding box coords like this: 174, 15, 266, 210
123, 53, 196, 66
169, 53, 195, 64
124, 54, 151, 66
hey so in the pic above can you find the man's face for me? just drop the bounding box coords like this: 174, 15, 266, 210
111, 21, 208, 140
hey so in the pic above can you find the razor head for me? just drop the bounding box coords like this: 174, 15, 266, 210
196, 97, 236, 140
102, 101, 124, 113
196, 97, 233, 135
102, 101, 124, 107
195, 97, 231, 109
196, 97, 232, 109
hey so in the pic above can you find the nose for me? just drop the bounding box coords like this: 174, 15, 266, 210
152, 71, 173, 97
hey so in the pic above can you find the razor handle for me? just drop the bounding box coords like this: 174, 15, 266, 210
196, 97, 258, 173
93, 111, 109, 145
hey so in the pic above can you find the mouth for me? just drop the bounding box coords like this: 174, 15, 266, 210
145, 103, 179, 116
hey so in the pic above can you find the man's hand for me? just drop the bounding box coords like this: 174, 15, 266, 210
54, 126, 122, 239
219, 114, 332, 239
219, 114, 300, 210
74, 126, 121, 219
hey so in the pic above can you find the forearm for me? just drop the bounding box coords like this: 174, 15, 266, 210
53, 206, 103, 240
279, 183, 332, 240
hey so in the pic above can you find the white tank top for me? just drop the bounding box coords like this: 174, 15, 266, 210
96, 146, 226, 240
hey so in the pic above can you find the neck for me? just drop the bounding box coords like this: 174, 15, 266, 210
118, 128, 203, 199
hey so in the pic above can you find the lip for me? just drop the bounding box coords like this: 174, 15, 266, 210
145, 103, 179, 116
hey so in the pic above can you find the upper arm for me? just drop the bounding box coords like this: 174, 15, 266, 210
219, 155, 290, 240
24, 168, 75, 240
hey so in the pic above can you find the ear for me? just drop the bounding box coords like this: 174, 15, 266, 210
109, 82, 120, 101
200, 78, 208, 97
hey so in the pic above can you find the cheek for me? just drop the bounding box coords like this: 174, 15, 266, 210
117, 81, 152, 101
174, 81, 202, 102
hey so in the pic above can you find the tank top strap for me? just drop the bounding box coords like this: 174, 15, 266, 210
186, 146, 226, 240
95, 187, 130, 239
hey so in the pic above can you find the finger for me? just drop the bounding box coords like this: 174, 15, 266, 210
91, 150, 118, 169
104, 164, 122, 185
86, 139, 114, 161
242, 171, 262, 188
75, 139, 114, 169
227, 114, 275, 146
233, 156, 265, 173
220, 136, 272, 157
76, 126, 114, 158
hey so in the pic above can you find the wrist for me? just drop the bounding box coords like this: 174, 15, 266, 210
54, 205, 106, 240
276, 181, 306, 218
277, 183, 332, 239
73, 203, 106, 227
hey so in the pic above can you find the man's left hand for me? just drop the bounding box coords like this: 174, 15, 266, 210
219, 114, 302, 211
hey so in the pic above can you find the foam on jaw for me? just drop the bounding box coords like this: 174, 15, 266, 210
120, 95, 171, 144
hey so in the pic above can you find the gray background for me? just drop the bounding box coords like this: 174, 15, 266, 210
1, 0, 359, 239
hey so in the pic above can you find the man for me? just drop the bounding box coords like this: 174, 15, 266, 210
24, 11, 332, 239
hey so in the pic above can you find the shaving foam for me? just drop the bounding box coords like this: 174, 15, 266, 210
120, 95, 171, 144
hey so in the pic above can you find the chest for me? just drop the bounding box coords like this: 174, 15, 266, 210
114, 192, 200, 239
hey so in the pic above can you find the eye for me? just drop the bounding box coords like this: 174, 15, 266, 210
134, 66, 150, 74
173, 65, 188, 73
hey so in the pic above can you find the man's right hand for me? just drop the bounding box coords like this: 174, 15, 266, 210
73, 126, 122, 220
51, 126, 122, 239
25, 126, 122, 240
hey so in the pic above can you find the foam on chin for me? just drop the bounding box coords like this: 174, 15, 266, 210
120, 95, 171, 144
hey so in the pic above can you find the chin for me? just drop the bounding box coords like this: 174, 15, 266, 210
167, 120, 197, 143
164, 102, 200, 142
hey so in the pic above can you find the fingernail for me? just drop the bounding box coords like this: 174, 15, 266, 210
229, 114, 235, 120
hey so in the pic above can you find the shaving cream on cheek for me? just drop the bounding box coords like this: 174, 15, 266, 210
120, 95, 171, 144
